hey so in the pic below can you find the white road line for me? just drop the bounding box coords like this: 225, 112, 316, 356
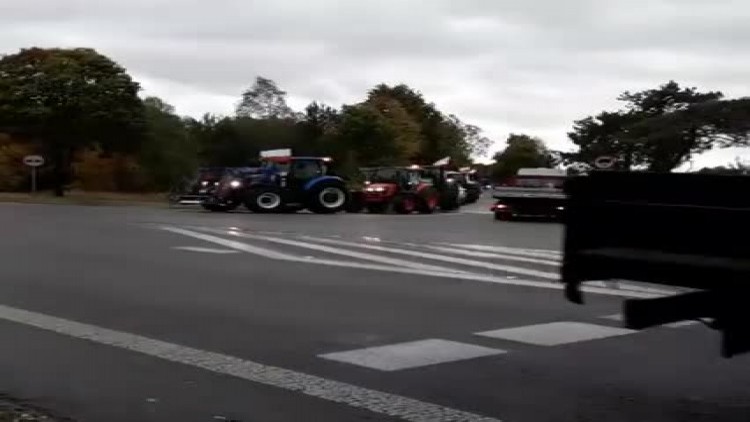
600, 314, 700, 328
0, 304, 500, 422
419, 244, 560, 267
172, 246, 239, 254
319, 339, 506, 371
446, 244, 561, 260
299, 236, 560, 280
160, 226, 661, 299
476, 322, 635, 346
196, 227, 465, 274
163, 227, 299, 260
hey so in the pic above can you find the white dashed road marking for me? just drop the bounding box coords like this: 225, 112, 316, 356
601, 314, 700, 328
172, 246, 239, 254
319, 339, 506, 371
476, 322, 636, 346
0, 304, 501, 422
446, 244, 561, 260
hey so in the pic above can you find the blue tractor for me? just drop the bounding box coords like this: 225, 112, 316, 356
204, 151, 350, 214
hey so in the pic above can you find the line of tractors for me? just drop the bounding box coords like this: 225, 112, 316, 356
173, 149, 482, 215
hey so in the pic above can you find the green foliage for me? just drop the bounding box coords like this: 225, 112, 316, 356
491, 134, 554, 180
0, 47, 145, 195
137, 97, 198, 191
236, 76, 297, 120
567, 81, 750, 172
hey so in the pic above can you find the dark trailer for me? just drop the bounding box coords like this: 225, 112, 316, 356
562, 171, 750, 357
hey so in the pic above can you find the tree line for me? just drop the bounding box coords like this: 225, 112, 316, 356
0, 47, 748, 195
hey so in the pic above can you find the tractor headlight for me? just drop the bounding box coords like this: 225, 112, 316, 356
201, 181, 209, 186
229, 180, 242, 188
365, 186, 386, 193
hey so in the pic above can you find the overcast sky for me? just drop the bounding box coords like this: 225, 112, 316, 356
2, 0, 749, 166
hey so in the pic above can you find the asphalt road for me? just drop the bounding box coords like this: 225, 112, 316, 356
0, 199, 749, 422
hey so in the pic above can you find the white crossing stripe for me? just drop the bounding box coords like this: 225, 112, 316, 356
161, 226, 663, 299
601, 314, 700, 328
197, 227, 466, 274
420, 244, 560, 267
447, 244, 561, 260
172, 246, 239, 254
299, 236, 560, 280
476, 322, 635, 346
319, 339, 506, 371
0, 304, 501, 422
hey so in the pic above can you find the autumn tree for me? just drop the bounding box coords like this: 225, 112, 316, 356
0, 47, 145, 195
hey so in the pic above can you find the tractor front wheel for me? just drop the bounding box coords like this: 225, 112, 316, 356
394, 195, 417, 214
246, 188, 285, 213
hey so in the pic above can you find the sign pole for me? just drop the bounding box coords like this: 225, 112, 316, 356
31, 166, 37, 194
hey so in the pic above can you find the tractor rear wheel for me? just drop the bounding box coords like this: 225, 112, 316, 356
439, 183, 461, 211
308, 183, 348, 214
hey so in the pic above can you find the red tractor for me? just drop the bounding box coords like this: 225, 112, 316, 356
360, 166, 441, 214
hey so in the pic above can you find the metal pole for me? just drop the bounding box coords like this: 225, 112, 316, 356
31, 167, 37, 194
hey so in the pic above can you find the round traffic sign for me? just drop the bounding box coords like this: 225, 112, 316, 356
23, 155, 45, 167
594, 156, 616, 169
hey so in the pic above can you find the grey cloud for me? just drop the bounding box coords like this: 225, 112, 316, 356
1, 0, 748, 162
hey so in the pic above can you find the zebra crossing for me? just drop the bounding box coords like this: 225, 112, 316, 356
163, 224, 668, 299
162, 225, 698, 373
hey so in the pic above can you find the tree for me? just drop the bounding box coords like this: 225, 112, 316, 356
236, 76, 297, 119
491, 134, 554, 181
566, 81, 750, 172
332, 101, 421, 169
365, 84, 476, 165
137, 97, 198, 190
0, 47, 145, 195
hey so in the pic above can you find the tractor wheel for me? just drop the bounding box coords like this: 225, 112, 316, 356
246, 187, 285, 213
417, 195, 439, 214
201, 204, 226, 212
366, 203, 388, 214
394, 195, 417, 214
308, 182, 348, 214
439, 183, 461, 211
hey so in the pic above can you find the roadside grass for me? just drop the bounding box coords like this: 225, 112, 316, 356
0, 191, 169, 207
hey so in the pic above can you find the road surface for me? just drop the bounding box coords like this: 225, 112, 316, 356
0, 200, 748, 422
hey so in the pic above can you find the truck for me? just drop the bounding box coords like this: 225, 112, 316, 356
561, 171, 750, 357
491, 168, 567, 220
